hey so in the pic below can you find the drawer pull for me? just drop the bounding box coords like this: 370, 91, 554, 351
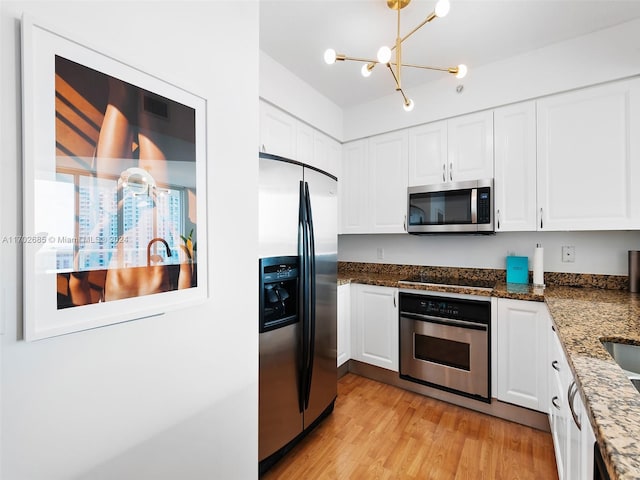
551, 396, 561, 410
551, 360, 560, 371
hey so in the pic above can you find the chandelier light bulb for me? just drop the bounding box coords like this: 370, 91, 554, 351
377, 46, 392, 64
361, 63, 373, 78
324, 48, 337, 65
435, 0, 451, 18
456, 64, 468, 79
403, 99, 415, 112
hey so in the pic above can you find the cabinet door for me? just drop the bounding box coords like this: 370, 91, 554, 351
337, 284, 351, 367
494, 101, 537, 231
537, 78, 640, 230
549, 325, 570, 480
259, 101, 296, 159
447, 110, 494, 182
369, 130, 409, 233
496, 299, 549, 412
313, 131, 341, 178
408, 120, 448, 186
325, 135, 341, 179
296, 121, 314, 166
353, 284, 399, 371
340, 140, 369, 234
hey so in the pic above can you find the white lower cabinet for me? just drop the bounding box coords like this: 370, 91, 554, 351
351, 284, 399, 372
337, 284, 351, 367
496, 298, 549, 412
549, 322, 596, 480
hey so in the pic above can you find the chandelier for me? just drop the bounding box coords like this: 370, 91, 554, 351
323, 0, 467, 111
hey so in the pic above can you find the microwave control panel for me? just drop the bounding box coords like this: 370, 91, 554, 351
477, 187, 491, 224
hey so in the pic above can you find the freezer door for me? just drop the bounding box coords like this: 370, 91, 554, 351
259, 157, 304, 259
258, 323, 303, 461
303, 168, 338, 427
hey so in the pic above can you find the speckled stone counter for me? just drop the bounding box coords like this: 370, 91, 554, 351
338, 262, 638, 480
544, 287, 640, 480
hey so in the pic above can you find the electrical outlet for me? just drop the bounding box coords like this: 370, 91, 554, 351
376, 248, 384, 260
562, 246, 575, 263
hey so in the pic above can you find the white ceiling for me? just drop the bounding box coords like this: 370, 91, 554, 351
260, 0, 640, 108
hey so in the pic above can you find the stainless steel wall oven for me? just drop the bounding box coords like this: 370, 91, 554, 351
399, 291, 491, 402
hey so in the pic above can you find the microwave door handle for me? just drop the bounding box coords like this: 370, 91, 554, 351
470, 188, 478, 224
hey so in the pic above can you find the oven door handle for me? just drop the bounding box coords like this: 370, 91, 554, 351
401, 313, 488, 331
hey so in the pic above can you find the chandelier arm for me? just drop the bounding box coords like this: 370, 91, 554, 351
399, 12, 437, 46
341, 55, 379, 64
386, 63, 401, 91
393, 62, 459, 74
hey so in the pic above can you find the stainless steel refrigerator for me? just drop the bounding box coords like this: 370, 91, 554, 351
258, 153, 337, 473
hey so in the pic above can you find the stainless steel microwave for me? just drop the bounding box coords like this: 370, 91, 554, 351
407, 179, 494, 234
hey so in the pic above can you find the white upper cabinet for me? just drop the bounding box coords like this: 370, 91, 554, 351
408, 120, 448, 186
340, 139, 369, 234
494, 101, 538, 231
259, 101, 296, 159
259, 100, 341, 177
537, 78, 640, 230
313, 130, 341, 178
340, 132, 408, 234
369, 130, 409, 233
447, 110, 494, 183
296, 120, 314, 166
408, 111, 493, 186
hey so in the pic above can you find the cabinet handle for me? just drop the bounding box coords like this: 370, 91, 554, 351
568, 381, 582, 430
442, 164, 446, 182
449, 162, 453, 181
540, 207, 543, 229
403, 214, 407, 232
551, 360, 560, 372
551, 396, 561, 410
261, 144, 266, 153
393, 294, 396, 308
496, 209, 501, 230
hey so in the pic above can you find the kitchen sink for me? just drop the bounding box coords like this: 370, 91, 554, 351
601, 340, 640, 393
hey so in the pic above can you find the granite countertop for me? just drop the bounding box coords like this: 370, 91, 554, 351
338, 270, 640, 480
544, 287, 640, 480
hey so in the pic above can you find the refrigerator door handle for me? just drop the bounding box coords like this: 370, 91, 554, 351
297, 180, 308, 414
303, 182, 316, 409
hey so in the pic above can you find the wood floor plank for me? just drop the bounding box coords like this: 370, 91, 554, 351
261, 373, 558, 479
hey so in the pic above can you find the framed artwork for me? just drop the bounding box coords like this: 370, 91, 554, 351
21, 16, 208, 341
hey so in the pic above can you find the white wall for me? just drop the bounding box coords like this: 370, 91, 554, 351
339, 231, 640, 276
1, 2, 259, 479
344, 17, 640, 141
260, 50, 343, 141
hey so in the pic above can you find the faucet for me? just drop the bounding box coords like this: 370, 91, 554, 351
147, 237, 172, 266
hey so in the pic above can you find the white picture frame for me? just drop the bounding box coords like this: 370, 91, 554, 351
21, 16, 209, 341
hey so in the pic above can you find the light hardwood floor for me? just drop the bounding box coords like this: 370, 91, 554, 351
262, 373, 558, 479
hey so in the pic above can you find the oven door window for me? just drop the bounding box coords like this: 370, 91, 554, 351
409, 189, 472, 226
414, 333, 470, 371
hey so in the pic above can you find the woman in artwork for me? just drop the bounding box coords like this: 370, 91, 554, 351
68, 76, 193, 305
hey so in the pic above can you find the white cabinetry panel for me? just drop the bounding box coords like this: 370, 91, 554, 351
337, 284, 351, 367
352, 284, 399, 372
408, 120, 448, 186
369, 130, 409, 233
494, 101, 537, 231
537, 78, 640, 230
447, 110, 494, 182
497, 298, 549, 412
339, 140, 369, 234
